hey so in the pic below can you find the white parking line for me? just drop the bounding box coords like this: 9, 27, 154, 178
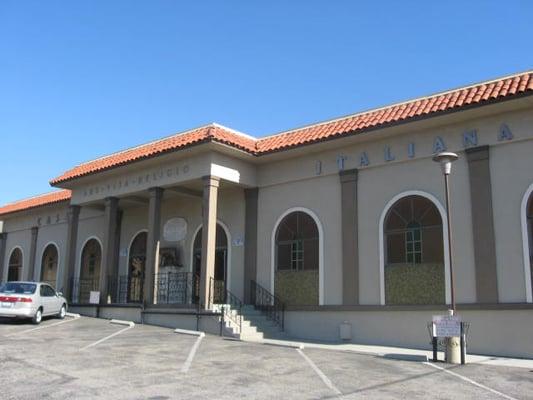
297, 348, 343, 397
181, 334, 204, 373
5, 315, 80, 337
80, 322, 134, 351
423, 362, 518, 400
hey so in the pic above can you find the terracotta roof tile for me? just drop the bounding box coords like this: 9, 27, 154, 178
3, 71, 531, 217
0, 190, 71, 217
39, 70, 531, 184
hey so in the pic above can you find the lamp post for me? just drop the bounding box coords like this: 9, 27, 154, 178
432, 151, 459, 314
433, 151, 463, 364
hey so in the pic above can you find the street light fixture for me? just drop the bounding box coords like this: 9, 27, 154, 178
433, 151, 458, 314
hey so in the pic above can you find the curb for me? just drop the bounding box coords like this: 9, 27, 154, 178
66, 312, 80, 318
110, 319, 135, 327
174, 328, 206, 337
383, 353, 429, 362
251, 339, 305, 350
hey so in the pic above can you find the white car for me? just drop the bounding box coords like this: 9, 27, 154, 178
0, 281, 67, 324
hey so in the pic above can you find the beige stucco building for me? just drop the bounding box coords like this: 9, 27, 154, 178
1, 71, 532, 357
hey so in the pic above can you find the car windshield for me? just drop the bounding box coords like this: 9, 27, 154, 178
0, 282, 37, 295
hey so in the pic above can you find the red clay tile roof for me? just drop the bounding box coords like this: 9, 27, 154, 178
49, 124, 257, 186
0, 190, 71, 217
2, 71, 530, 216
50, 71, 533, 185
256, 71, 533, 153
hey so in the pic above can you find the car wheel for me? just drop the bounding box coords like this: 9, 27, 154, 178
32, 308, 43, 325
58, 305, 66, 320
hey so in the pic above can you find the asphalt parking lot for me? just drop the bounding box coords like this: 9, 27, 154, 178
0, 315, 531, 400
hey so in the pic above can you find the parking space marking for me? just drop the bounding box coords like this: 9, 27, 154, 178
423, 362, 518, 400
5, 316, 80, 337
80, 323, 134, 351
181, 334, 204, 373
296, 348, 343, 397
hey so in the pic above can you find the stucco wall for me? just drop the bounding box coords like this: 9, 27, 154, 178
284, 308, 533, 358
1, 204, 69, 284
255, 107, 533, 305
256, 174, 343, 305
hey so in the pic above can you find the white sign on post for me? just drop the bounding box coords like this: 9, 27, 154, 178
89, 291, 100, 305
432, 315, 461, 337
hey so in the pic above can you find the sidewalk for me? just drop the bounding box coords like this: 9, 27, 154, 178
250, 337, 533, 369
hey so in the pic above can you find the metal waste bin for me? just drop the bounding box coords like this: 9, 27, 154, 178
339, 321, 352, 341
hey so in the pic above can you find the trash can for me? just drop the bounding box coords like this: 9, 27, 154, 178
339, 321, 352, 341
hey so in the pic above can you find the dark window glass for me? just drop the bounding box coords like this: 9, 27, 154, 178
384, 196, 445, 305
8, 248, 22, 282
0, 282, 36, 294
276, 212, 319, 271
193, 225, 227, 250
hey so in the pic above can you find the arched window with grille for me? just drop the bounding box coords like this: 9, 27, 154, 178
384, 195, 445, 305
274, 210, 319, 305
78, 239, 102, 303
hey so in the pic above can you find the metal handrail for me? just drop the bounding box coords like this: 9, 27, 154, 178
224, 288, 243, 334
251, 280, 285, 331
209, 277, 243, 334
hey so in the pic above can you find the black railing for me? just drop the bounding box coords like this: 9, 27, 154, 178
106, 275, 144, 304
209, 278, 226, 307
225, 288, 243, 333
209, 277, 243, 334
155, 272, 197, 305
251, 280, 285, 330
70, 278, 99, 304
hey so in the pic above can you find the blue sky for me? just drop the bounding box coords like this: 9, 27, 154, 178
1, 1, 532, 204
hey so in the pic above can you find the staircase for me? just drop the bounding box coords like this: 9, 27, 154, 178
209, 279, 287, 341
212, 303, 287, 341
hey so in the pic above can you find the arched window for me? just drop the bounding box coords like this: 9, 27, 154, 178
41, 244, 58, 287
79, 239, 101, 303
128, 232, 147, 303
275, 211, 319, 305
8, 248, 23, 281
384, 195, 444, 305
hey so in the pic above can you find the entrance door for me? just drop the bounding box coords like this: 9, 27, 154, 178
193, 224, 228, 304
128, 232, 147, 303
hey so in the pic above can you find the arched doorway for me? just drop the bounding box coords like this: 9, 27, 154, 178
79, 238, 102, 303
8, 248, 23, 281
128, 232, 147, 303
193, 224, 228, 304
41, 244, 59, 287
383, 195, 445, 305
274, 211, 319, 305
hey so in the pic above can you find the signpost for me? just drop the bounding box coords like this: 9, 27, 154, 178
430, 314, 467, 364
433, 315, 461, 337
89, 291, 100, 305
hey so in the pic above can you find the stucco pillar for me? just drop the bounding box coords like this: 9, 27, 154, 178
200, 176, 220, 309
339, 168, 359, 305
0, 233, 7, 282
62, 205, 80, 299
466, 146, 499, 303
144, 187, 164, 306
27, 226, 39, 281
244, 188, 258, 303
99, 197, 120, 304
